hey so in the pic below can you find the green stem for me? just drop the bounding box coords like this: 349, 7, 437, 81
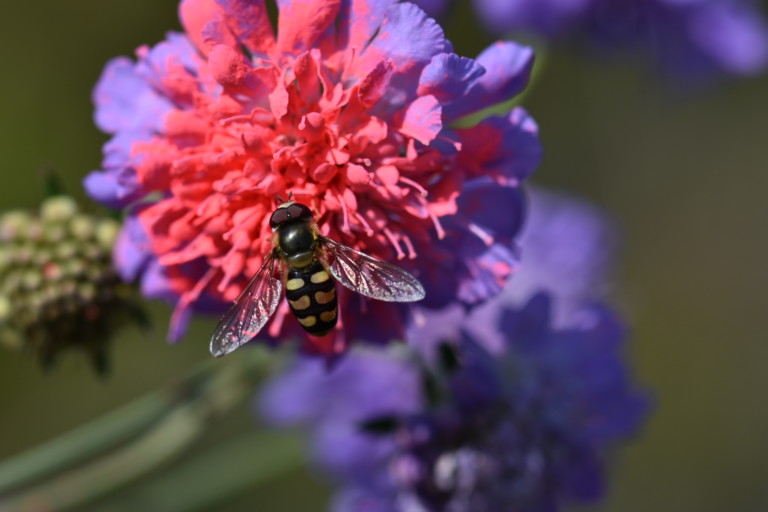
0, 349, 271, 511
0, 389, 168, 493
95, 432, 304, 512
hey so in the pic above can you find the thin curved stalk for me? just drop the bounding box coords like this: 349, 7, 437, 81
0, 349, 271, 511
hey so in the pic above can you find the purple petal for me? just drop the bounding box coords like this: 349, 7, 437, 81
313, 421, 396, 478
134, 32, 203, 93
502, 188, 618, 327
258, 358, 331, 425
455, 178, 526, 240
140, 259, 177, 302
101, 132, 138, 170
93, 57, 172, 135
82, 167, 143, 209
444, 41, 534, 120
417, 53, 486, 104
456, 241, 519, 304
497, 293, 553, 351
689, 2, 768, 74
457, 107, 542, 183
113, 215, 152, 282
260, 348, 423, 426
168, 299, 194, 343
348, 2, 452, 83
421, 180, 525, 308
337, 0, 399, 52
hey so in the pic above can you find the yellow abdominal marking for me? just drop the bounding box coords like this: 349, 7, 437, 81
315, 290, 335, 305
289, 295, 311, 310
298, 315, 317, 327
311, 271, 330, 284
286, 278, 304, 291
320, 309, 337, 323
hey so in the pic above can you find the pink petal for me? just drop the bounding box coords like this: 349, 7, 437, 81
276, 0, 342, 56
358, 60, 394, 107
294, 52, 322, 104
337, 0, 398, 52
215, 0, 275, 55
397, 95, 442, 145
208, 44, 251, 88
313, 162, 338, 183
346, 163, 371, 186
376, 165, 399, 186
179, 0, 223, 55
269, 77, 290, 119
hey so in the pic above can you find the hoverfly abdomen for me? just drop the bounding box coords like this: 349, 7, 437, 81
285, 259, 338, 336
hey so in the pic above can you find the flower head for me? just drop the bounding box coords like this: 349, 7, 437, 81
86, 0, 541, 356
260, 294, 648, 511
0, 197, 144, 374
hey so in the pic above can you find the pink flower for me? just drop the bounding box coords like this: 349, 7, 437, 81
86, 0, 541, 357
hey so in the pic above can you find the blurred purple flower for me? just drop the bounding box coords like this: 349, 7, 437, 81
415, 0, 768, 80
260, 292, 648, 511
259, 190, 648, 509
488, 187, 618, 327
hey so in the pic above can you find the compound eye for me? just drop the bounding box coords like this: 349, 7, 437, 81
269, 202, 314, 229
286, 203, 313, 221
269, 209, 290, 229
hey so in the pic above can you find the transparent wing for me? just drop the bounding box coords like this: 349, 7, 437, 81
319, 237, 425, 302
210, 253, 283, 357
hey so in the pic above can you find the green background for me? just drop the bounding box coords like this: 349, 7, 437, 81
1, 1, 767, 510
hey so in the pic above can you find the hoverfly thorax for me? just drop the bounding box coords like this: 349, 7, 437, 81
271, 201, 316, 269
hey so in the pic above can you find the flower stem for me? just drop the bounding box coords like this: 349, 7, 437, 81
95, 431, 304, 512
0, 349, 272, 511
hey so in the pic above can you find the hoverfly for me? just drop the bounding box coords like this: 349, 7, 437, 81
210, 200, 426, 357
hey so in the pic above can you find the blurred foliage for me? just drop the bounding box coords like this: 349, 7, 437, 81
0, 1, 766, 511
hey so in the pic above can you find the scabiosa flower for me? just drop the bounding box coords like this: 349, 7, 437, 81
416, 0, 768, 80
260, 294, 648, 511
85, 0, 541, 356
0, 197, 144, 374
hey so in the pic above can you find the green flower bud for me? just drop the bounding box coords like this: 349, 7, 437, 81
0, 196, 146, 375
40, 196, 78, 223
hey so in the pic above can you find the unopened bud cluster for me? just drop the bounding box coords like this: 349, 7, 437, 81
0, 196, 140, 373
